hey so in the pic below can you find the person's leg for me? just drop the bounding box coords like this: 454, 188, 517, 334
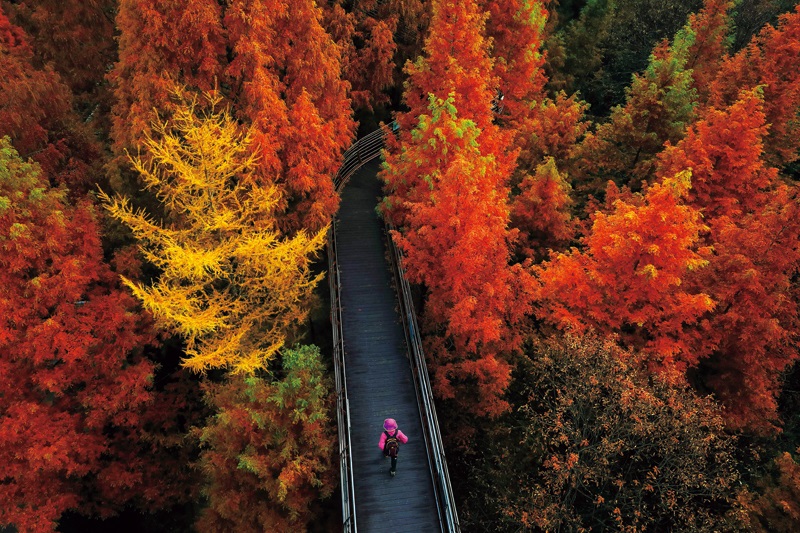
390, 456, 397, 475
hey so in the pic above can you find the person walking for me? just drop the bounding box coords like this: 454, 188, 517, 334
378, 418, 408, 476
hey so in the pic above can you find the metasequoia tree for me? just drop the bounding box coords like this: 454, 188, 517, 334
684, 0, 736, 105
111, 0, 353, 232
196, 345, 335, 532
657, 88, 777, 220
657, 89, 800, 431
321, 1, 397, 111
109, 0, 224, 155
102, 99, 326, 374
481, 0, 586, 264
0, 7, 99, 193
388, 98, 534, 420
483, 0, 549, 137
516, 91, 589, 174
511, 157, 574, 260
336, 0, 431, 78
0, 139, 156, 532
382, 0, 506, 227
534, 172, 713, 380
388, 0, 501, 145
381, 0, 533, 422
483, 0, 589, 173
709, 5, 800, 167
463, 335, 747, 532
223, 0, 354, 233
694, 191, 800, 431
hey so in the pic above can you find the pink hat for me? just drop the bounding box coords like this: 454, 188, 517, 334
383, 418, 397, 431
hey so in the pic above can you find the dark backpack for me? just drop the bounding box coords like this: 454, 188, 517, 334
383, 430, 399, 458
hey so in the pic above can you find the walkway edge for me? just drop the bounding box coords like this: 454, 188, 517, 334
329, 123, 460, 532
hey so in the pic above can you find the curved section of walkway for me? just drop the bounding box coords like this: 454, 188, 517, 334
336, 159, 440, 532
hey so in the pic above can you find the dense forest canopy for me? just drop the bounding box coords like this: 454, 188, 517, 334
0, 0, 799, 531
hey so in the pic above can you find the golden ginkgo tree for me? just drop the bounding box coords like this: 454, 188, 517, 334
101, 95, 326, 374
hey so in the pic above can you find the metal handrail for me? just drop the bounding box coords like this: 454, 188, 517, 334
333, 122, 397, 191
328, 217, 357, 533
386, 224, 461, 533
329, 121, 460, 533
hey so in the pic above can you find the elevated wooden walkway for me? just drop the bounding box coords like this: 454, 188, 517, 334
336, 160, 440, 531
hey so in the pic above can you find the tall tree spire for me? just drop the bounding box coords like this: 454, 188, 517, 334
381, 0, 533, 425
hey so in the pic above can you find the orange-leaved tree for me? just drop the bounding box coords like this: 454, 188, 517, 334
481, 0, 586, 263
102, 96, 326, 375
484, 0, 588, 171
0, 138, 157, 532
483, 0, 549, 138
657, 88, 777, 221
657, 88, 800, 432
111, 0, 354, 233
709, 5, 800, 168
109, 0, 224, 156
511, 157, 575, 261
747, 450, 800, 532
535, 172, 714, 381
693, 190, 800, 432
222, 0, 354, 233
381, 0, 535, 424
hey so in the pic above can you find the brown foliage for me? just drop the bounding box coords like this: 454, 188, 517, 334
462, 335, 748, 532
746, 450, 800, 532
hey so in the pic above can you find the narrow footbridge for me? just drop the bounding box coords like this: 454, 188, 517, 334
328, 127, 460, 532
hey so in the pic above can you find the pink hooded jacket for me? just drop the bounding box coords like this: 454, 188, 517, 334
378, 418, 408, 450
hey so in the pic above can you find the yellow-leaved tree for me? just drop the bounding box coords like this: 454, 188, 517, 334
101, 95, 326, 374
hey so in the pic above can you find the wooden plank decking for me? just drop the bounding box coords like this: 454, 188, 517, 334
336, 159, 440, 532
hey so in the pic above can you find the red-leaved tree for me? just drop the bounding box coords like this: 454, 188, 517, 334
709, 5, 800, 168
483, 0, 549, 138
1, 0, 116, 118
657, 89, 800, 432
0, 139, 157, 532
